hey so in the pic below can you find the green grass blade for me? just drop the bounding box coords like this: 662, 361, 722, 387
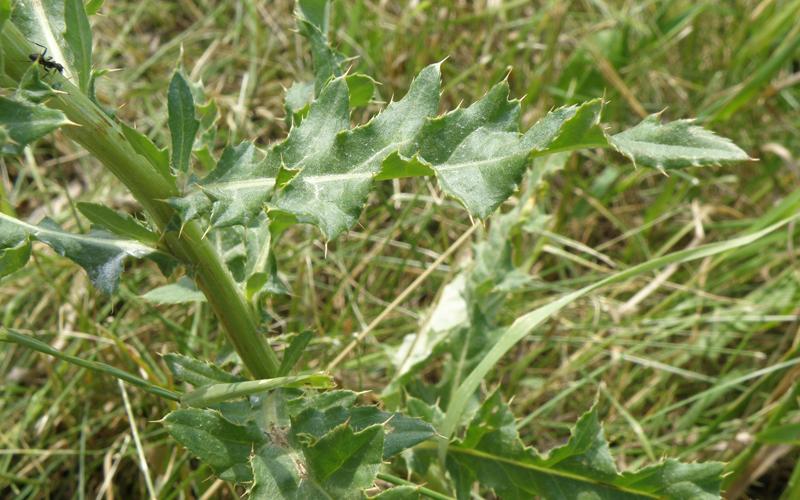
439, 213, 800, 450
0, 328, 180, 401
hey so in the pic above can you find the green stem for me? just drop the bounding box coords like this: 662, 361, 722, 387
1, 25, 279, 379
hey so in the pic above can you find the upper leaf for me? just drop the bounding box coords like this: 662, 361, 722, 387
274, 64, 441, 239
169, 32, 750, 246
609, 114, 750, 169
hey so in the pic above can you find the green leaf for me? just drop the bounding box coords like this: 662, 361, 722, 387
0, 96, 70, 154
15, 64, 59, 103
419, 98, 604, 219
292, 406, 435, 459
0, 212, 169, 293
250, 444, 329, 499
173, 142, 275, 227
163, 408, 266, 482
296, 0, 330, 35
449, 393, 724, 499
174, 63, 746, 245
141, 276, 206, 304
279, 330, 313, 376
0, 231, 30, 277
285, 75, 374, 127
609, 115, 751, 169
298, 16, 343, 95
120, 122, 172, 182
302, 423, 384, 498
64, 0, 92, 92
346, 73, 376, 108
275, 64, 441, 239
76, 202, 158, 244
85, 0, 104, 16
284, 80, 314, 125
168, 70, 199, 173
163, 352, 244, 387
440, 213, 800, 447
188, 78, 219, 170
169, 386, 431, 496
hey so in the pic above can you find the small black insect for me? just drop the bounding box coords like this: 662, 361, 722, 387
28, 42, 64, 74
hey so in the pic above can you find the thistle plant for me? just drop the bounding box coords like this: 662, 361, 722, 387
1, 1, 784, 498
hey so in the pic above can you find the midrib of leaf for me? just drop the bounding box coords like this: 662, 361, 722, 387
0, 212, 157, 255
304, 139, 411, 183
201, 178, 277, 192
29, 0, 72, 79
201, 133, 413, 195
446, 445, 660, 499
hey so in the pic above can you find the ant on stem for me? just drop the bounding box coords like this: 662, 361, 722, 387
28, 42, 64, 74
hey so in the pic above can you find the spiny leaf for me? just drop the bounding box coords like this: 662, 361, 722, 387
250, 444, 328, 499
163, 408, 266, 482
292, 405, 435, 459
175, 66, 746, 246
414, 81, 521, 218
275, 64, 441, 239
609, 114, 750, 169
168, 389, 431, 498
296, 9, 343, 95
15, 63, 59, 103
449, 392, 724, 499
64, 0, 92, 92
285, 1, 372, 123
172, 142, 275, 227
301, 423, 384, 498
0, 212, 170, 293
420, 98, 605, 219
0, 96, 70, 154
168, 70, 199, 173
296, 0, 330, 35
